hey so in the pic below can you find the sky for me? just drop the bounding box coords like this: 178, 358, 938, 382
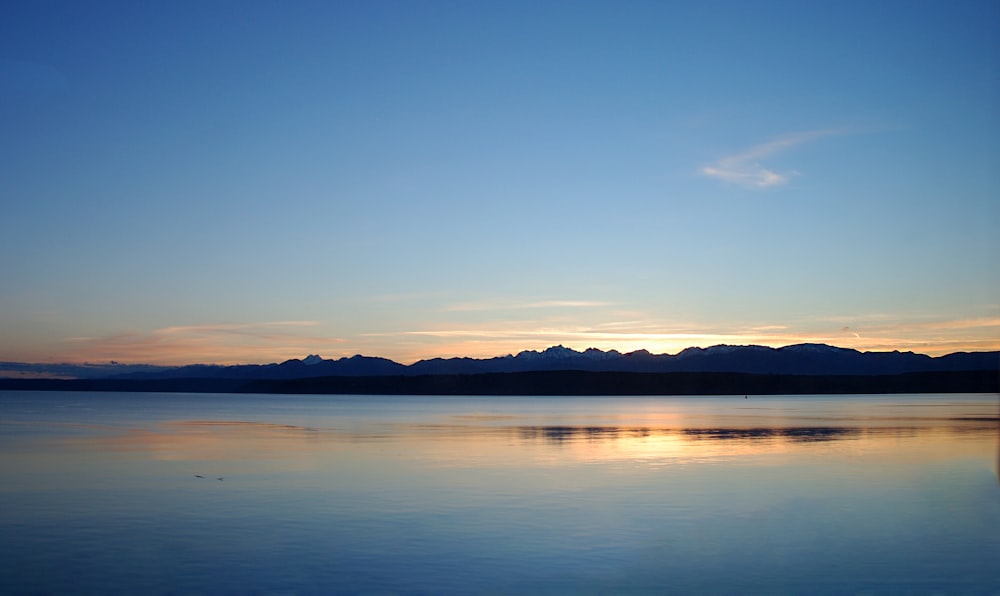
2, 0, 998, 365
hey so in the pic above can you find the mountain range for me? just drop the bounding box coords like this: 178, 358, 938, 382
3, 343, 993, 381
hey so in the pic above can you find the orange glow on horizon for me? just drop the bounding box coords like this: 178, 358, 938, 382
11, 334, 999, 367
4, 314, 997, 366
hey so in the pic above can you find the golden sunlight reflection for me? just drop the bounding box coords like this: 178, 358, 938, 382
52, 412, 997, 474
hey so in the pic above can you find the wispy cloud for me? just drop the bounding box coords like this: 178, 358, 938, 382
443, 299, 611, 312
365, 320, 821, 360
702, 130, 840, 188
156, 321, 322, 335
796, 313, 1000, 355
60, 321, 344, 365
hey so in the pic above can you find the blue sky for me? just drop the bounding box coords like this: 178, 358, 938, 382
2, 0, 998, 364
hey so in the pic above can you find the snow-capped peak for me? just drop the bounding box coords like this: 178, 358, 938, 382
516, 345, 581, 360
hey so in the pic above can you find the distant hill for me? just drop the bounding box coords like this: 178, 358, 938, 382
0, 361, 170, 380
111, 354, 407, 381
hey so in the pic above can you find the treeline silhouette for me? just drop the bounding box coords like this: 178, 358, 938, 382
1, 369, 996, 395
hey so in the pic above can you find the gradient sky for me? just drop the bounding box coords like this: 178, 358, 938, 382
2, 0, 998, 365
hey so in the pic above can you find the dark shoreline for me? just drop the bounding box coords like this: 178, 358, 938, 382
1, 370, 997, 395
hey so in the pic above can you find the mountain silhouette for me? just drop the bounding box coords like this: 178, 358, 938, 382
2, 343, 996, 395
93, 342, 998, 379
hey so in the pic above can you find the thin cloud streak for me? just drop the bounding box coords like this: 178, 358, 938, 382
60, 321, 343, 365
826, 315, 1000, 355
157, 321, 322, 335
702, 129, 841, 188
444, 300, 612, 312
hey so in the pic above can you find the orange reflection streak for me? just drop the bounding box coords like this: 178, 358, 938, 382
500, 423, 996, 468
52, 413, 997, 475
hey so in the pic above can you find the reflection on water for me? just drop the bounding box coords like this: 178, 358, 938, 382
509, 425, 891, 443
0, 391, 998, 594
683, 426, 858, 441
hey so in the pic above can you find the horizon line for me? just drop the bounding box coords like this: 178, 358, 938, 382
4, 341, 998, 370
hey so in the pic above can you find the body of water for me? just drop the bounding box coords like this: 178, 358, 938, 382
1, 391, 998, 594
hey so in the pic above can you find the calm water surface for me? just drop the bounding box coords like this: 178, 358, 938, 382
1, 391, 998, 594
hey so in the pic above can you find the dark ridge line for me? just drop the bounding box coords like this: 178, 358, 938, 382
1, 370, 997, 396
